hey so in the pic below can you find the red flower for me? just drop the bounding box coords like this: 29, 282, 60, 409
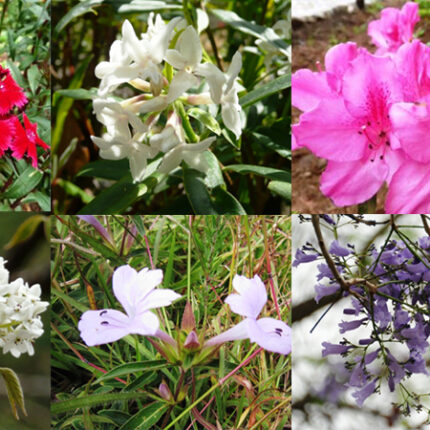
10, 113, 49, 168
0, 118, 15, 155
0, 65, 28, 115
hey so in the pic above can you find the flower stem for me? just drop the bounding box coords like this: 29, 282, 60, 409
164, 347, 264, 429
175, 100, 198, 143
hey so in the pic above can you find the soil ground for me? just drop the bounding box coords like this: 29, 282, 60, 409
292, 0, 430, 213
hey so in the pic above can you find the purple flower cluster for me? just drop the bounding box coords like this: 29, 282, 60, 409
295, 218, 430, 413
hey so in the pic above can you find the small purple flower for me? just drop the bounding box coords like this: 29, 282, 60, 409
352, 379, 377, 407
329, 240, 350, 257
314, 283, 340, 303
293, 249, 318, 267
321, 215, 336, 225
339, 318, 366, 334
321, 342, 351, 357
78, 215, 114, 245
205, 274, 291, 355
78, 265, 181, 346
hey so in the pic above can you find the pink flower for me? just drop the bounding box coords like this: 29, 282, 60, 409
0, 65, 28, 115
293, 44, 408, 206
368, 1, 419, 55
385, 161, 430, 214
78, 265, 181, 346
9, 113, 49, 168
205, 274, 291, 355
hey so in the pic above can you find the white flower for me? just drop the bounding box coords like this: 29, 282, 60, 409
158, 137, 216, 174
196, 51, 243, 139
0, 258, 48, 358
95, 15, 181, 96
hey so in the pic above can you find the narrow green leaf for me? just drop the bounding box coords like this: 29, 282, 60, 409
4, 215, 47, 249
188, 108, 221, 135
56, 178, 93, 204
52, 55, 93, 153
27, 65, 41, 94
212, 187, 247, 215
224, 164, 290, 182
268, 180, 291, 201
184, 169, 218, 215
210, 9, 288, 50
77, 175, 153, 214
119, 402, 169, 430
96, 360, 169, 383
22, 191, 51, 211
240, 74, 290, 108
77, 159, 130, 180
52, 391, 148, 415
1, 166, 43, 199
54, 0, 104, 34
250, 132, 290, 158
54, 88, 98, 101
0, 367, 26, 419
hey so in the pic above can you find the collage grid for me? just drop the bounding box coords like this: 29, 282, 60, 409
0, 0, 429, 429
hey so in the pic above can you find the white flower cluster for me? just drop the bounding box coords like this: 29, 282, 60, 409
91, 13, 243, 182
0, 258, 48, 358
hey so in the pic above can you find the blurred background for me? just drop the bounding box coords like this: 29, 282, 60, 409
292, 215, 430, 430
0, 214, 50, 430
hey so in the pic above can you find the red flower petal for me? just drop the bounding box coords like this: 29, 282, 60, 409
0, 66, 28, 115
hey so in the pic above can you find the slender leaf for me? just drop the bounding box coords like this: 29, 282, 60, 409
268, 180, 291, 201
224, 164, 290, 182
119, 402, 169, 430
1, 166, 43, 199
96, 360, 169, 383
240, 74, 290, 108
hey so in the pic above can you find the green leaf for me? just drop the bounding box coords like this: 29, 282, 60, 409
119, 402, 169, 430
202, 151, 224, 189
77, 159, 130, 180
0, 367, 26, 420
77, 175, 153, 214
54, 88, 98, 101
22, 191, 51, 211
268, 180, 291, 201
54, 0, 104, 34
51, 391, 148, 415
250, 132, 290, 158
96, 360, 169, 383
27, 65, 41, 94
188, 108, 221, 135
210, 9, 288, 50
240, 74, 291, 108
184, 169, 246, 214
1, 166, 43, 200
184, 169, 218, 215
212, 187, 247, 214
224, 164, 290, 182
4, 215, 48, 249
52, 55, 93, 153
56, 179, 93, 204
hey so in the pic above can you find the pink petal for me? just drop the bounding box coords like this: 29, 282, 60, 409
390, 100, 430, 163
293, 98, 366, 162
324, 42, 358, 93
248, 318, 291, 355
112, 265, 138, 315
140, 289, 182, 311
204, 319, 249, 346
385, 162, 430, 214
78, 309, 131, 346
342, 51, 403, 122
225, 274, 267, 319
292, 69, 333, 112
320, 157, 388, 206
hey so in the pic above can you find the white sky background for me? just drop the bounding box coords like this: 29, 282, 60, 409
292, 215, 430, 430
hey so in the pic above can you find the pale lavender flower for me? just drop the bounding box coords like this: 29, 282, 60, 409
78, 265, 181, 346
205, 274, 291, 355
